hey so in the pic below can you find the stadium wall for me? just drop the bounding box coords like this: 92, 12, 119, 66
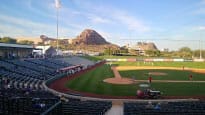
106, 58, 205, 62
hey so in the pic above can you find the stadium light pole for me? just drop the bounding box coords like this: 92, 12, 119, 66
55, 0, 61, 55
199, 30, 202, 59
200, 39, 202, 59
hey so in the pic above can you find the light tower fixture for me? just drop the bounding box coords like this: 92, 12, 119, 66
55, 0, 61, 55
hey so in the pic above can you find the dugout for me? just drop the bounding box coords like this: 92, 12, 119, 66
0, 43, 34, 59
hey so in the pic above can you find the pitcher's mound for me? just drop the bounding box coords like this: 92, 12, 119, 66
103, 78, 135, 85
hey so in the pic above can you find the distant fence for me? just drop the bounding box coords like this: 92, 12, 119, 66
106, 58, 205, 62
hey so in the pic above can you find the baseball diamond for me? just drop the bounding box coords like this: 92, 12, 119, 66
49, 60, 205, 99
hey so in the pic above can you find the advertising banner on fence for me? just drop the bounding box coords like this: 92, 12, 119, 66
153, 59, 164, 62
193, 59, 205, 62
127, 58, 136, 62
173, 59, 184, 62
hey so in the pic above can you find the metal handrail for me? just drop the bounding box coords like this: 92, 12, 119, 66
41, 101, 61, 115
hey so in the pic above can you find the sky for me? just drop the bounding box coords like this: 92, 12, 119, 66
0, 0, 205, 50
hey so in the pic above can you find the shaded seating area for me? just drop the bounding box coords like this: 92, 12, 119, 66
124, 101, 205, 115
0, 88, 60, 115
62, 100, 112, 115
0, 86, 112, 115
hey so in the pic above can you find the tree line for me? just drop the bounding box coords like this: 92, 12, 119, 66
0, 37, 34, 45
103, 46, 205, 58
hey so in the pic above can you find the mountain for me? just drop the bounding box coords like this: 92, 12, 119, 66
73, 29, 109, 45
16, 29, 119, 52
69, 29, 119, 52
137, 42, 158, 50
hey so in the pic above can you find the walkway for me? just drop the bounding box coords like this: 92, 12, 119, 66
105, 101, 123, 115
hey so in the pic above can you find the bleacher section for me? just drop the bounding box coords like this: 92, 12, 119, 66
0, 85, 112, 115
62, 100, 112, 115
0, 58, 81, 90
124, 101, 205, 115
0, 57, 114, 115
0, 88, 60, 115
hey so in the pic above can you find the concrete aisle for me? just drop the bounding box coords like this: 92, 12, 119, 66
105, 101, 123, 115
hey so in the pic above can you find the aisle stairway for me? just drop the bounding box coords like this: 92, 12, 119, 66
105, 101, 123, 115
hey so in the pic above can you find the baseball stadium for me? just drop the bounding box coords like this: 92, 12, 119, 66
1, 0, 205, 115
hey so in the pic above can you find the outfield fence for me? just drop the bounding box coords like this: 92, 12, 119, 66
106, 58, 205, 62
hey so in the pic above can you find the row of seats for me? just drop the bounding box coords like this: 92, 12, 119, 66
124, 101, 205, 115
25, 59, 67, 70
0, 60, 48, 80
46, 58, 71, 67
0, 83, 112, 115
62, 100, 112, 115
0, 69, 43, 90
0, 88, 60, 115
6, 59, 54, 76
0, 58, 77, 90
0, 89, 112, 115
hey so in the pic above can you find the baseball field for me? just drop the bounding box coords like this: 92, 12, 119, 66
65, 61, 205, 98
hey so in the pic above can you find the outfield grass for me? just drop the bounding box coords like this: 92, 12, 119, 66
65, 64, 205, 96
151, 83, 205, 96
120, 69, 205, 81
66, 65, 138, 96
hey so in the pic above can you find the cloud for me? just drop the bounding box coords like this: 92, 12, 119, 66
112, 11, 150, 33
193, 8, 205, 14
97, 30, 112, 39
90, 8, 150, 33
0, 23, 27, 37
21, 0, 55, 19
87, 15, 111, 24
193, 0, 205, 15
72, 1, 150, 33
0, 14, 76, 37
201, 0, 205, 5
0, 15, 51, 30
196, 26, 205, 30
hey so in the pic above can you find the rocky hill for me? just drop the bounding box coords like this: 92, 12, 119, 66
69, 29, 118, 52
72, 29, 109, 45
16, 29, 119, 52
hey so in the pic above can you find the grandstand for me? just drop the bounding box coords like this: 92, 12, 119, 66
0, 56, 113, 115
0, 43, 110, 115
0, 50, 118, 114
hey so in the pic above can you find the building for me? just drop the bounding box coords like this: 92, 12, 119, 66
0, 43, 34, 59
33, 45, 58, 57
127, 42, 158, 56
